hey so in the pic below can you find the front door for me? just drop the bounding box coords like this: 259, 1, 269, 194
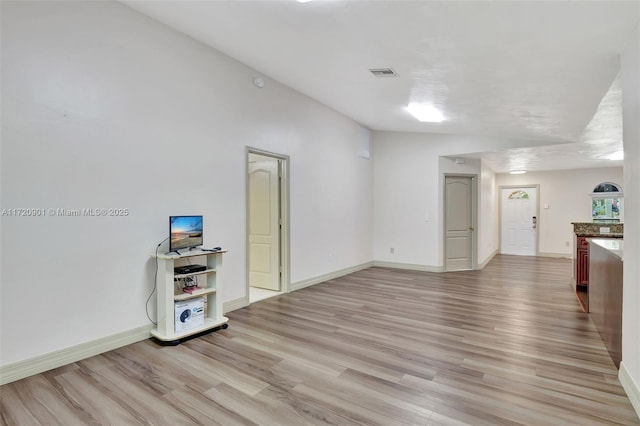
248, 153, 280, 290
500, 187, 538, 256
445, 176, 474, 271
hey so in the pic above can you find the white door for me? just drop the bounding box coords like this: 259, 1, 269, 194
445, 176, 474, 271
501, 187, 538, 256
248, 154, 280, 290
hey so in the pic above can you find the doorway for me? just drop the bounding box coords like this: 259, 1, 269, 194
247, 149, 289, 304
500, 186, 539, 256
444, 175, 477, 271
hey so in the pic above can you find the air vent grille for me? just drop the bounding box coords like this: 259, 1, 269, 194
369, 68, 398, 77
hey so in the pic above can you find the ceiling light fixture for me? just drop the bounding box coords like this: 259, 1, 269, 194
406, 103, 444, 123
296, 0, 313, 3
509, 170, 527, 175
606, 151, 624, 161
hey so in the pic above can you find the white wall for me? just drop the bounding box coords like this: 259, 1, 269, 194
495, 167, 623, 256
479, 161, 498, 263
372, 134, 442, 268
373, 132, 518, 269
0, 1, 372, 366
621, 12, 640, 415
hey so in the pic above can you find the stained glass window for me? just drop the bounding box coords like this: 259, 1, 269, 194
508, 190, 529, 199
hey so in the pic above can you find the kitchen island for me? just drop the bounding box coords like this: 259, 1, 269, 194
572, 222, 623, 312
588, 238, 623, 368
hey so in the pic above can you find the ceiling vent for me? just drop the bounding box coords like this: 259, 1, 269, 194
369, 68, 398, 77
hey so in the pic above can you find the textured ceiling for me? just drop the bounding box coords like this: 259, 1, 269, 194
479, 76, 623, 173
122, 0, 638, 172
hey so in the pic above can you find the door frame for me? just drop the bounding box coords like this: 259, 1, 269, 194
498, 184, 540, 256
245, 147, 290, 304
443, 174, 478, 271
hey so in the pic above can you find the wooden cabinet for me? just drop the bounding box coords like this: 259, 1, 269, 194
574, 235, 590, 312
576, 236, 590, 286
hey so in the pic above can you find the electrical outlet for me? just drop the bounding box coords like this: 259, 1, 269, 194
565, 241, 570, 247
390, 247, 395, 254
328, 253, 333, 263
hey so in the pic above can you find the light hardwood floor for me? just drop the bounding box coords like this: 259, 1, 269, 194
1, 255, 638, 425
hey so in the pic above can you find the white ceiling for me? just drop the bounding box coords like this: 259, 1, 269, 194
123, 0, 638, 173
479, 75, 624, 172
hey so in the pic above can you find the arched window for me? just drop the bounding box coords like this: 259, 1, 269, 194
592, 183, 621, 194
590, 182, 623, 222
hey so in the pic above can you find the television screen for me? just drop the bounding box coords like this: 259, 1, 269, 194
170, 216, 203, 252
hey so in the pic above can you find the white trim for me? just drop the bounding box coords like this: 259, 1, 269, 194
290, 262, 373, 291
538, 252, 572, 259
372, 261, 444, 273
0, 324, 154, 385
245, 148, 291, 304
223, 296, 249, 314
589, 192, 623, 198
619, 361, 640, 418
478, 249, 498, 269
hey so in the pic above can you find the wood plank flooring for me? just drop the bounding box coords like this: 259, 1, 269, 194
1, 255, 638, 425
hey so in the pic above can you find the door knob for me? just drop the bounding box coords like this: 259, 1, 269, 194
469, 227, 474, 231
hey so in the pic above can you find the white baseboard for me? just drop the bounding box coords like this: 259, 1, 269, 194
619, 361, 640, 418
0, 324, 154, 386
290, 262, 374, 292
223, 296, 248, 314
538, 252, 572, 259
478, 250, 498, 269
372, 260, 444, 273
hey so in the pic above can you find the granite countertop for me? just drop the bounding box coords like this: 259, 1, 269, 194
589, 238, 624, 260
572, 222, 623, 237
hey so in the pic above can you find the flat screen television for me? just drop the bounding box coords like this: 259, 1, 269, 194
169, 215, 203, 253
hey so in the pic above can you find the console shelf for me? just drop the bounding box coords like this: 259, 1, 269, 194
174, 287, 216, 302
150, 249, 228, 344
174, 268, 216, 279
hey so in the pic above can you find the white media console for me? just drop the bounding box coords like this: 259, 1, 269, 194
151, 249, 228, 344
